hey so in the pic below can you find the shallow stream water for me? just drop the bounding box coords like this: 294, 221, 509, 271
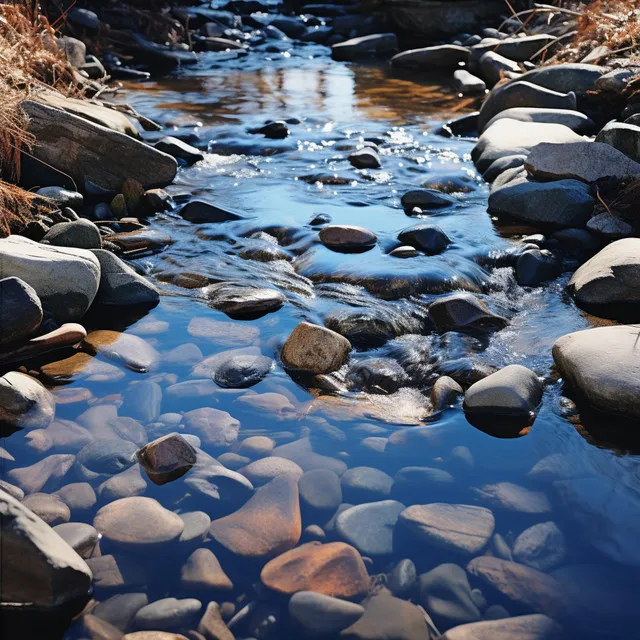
8, 35, 640, 640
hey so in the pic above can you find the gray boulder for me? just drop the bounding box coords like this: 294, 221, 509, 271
0, 371, 55, 431
472, 35, 557, 63
518, 63, 605, 97
91, 249, 160, 307
478, 51, 521, 87
0, 488, 92, 608
0, 277, 42, 347
332, 33, 398, 61
429, 293, 507, 334
0, 236, 100, 322
483, 107, 594, 134
391, 44, 470, 70
42, 219, 102, 249
453, 70, 486, 95
595, 121, 640, 163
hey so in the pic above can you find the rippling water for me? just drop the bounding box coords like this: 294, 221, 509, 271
9, 40, 640, 639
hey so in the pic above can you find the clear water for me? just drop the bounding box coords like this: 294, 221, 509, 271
6, 40, 640, 639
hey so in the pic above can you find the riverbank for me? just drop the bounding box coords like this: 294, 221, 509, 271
2, 1, 640, 639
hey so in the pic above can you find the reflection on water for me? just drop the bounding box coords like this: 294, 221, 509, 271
6, 44, 640, 640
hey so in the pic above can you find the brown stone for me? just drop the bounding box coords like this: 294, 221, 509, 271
22, 493, 70, 526
180, 548, 233, 591
87, 554, 147, 590
281, 322, 351, 374
81, 330, 160, 373
197, 602, 234, 640
82, 613, 124, 640
6, 454, 75, 494
209, 474, 301, 561
261, 541, 370, 597
183, 408, 240, 448
137, 434, 197, 485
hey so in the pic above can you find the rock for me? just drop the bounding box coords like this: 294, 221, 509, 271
586, 212, 633, 239
98, 464, 147, 502
94, 497, 185, 548
0, 370, 55, 434
552, 325, 640, 420
440, 614, 563, 640
137, 434, 197, 485
281, 322, 351, 374
55, 483, 96, 512
391, 44, 470, 70
178, 511, 211, 545
512, 522, 566, 571
180, 548, 233, 590
401, 189, 455, 210
134, 598, 202, 631
489, 177, 594, 229
473, 482, 551, 514
348, 148, 381, 169
53, 522, 99, 557
271, 437, 347, 476
250, 120, 290, 139
429, 293, 507, 334
340, 593, 431, 640
42, 219, 102, 250
183, 407, 240, 448
319, 225, 377, 251
240, 457, 303, 486
209, 474, 301, 560
389, 245, 419, 258
180, 200, 244, 223
22, 493, 70, 526
519, 63, 605, 97
478, 52, 521, 86
57, 35, 86, 67
81, 330, 159, 373
22, 100, 177, 192
478, 81, 576, 133
205, 283, 285, 318
387, 558, 416, 597
290, 591, 365, 635
299, 469, 342, 522
472, 35, 556, 64
466, 557, 566, 619
0, 277, 42, 347
453, 70, 486, 95
92, 593, 149, 632
391, 467, 455, 505
400, 504, 494, 556
125, 633, 189, 640
90, 249, 160, 307
185, 463, 253, 508
0, 488, 92, 608
0, 236, 100, 322
77, 438, 138, 474
213, 354, 272, 388
335, 500, 405, 557
237, 435, 275, 458
347, 358, 410, 394
87, 553, 147, 590
419, 563, 481, 631
431, 376, 463, 411
483, 154, 526, 183
525, 141, 640, 183
568, 239, 640, 320
516, 249, 560, 287
341, 467, 393, 504
121, 381, 162, 424
7, 454, 74, 495
331, 33, 398, 61
595, 121, 640, 163
36, 186, 83, 209
397, 224, 450, 254
155, 137, 204, 165
484, 107, 594, 134
261, 541, 369, 596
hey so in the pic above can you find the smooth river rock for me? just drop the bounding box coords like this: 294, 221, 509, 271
440, 614, 564, 640
290, 591, 365, 636
319, 225, 377, 251
281, 322, 352, 374
137, 433, 197, 485
0, 276, 43, 346
0, 371, 55, 432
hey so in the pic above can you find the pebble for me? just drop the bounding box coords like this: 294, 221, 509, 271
180, 548, 233, 590
42, 218, 102, 249
238, 435, 276, 458
387, 558, 417, 597
183, 407, 240, 448
134, 598, 203, 631
281, 322, 352, 374
397, 224, 451, 254
137, 433, 197, 485
289, 591, 365, 636
205, 283, 286, 318
98, 463, 148, 502
213, 354, 273, 388
240, 456, 304, 486
22, 492, 70, 525
389, 245, 418, 258
299, 468, 342, 523
178, 511, 211, 544
319, 225, 378, 251
53, 522, 100, 557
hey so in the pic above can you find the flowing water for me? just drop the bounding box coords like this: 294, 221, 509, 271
8, 35, 640, 639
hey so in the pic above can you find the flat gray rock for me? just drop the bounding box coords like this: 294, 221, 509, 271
391, 44, 470, 70
518, 63, 605, 96
478, 51, 521, 86
472, 35, 556, 63
453, 69, 486, 95
341, 466, 393, 504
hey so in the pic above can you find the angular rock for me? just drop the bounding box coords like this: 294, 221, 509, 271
0, 371, 55, 432
391, 44, 470, 70
137, 434, 197, 485
429, 293, 507, 334
281, 322, 351, 374
290, 591, 365, 635
399, 504, 494, 555
0, 277, 42, 346
319, 225, 377, 251
332, 33, 398, 61
595, 121, 640, 163
155, 136, 204, 165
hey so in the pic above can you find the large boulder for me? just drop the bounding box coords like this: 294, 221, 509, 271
0, 276, 42, 347
0, 371, 55, 432
568, 239, 640, 320
0, 488, 92, 608
21, 100, 177, 193
552, 325, 640, 420
0, 236, 100, 322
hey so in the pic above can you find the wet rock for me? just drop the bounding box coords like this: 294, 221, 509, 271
92, 593, 149, 632
391, 467, 455, 505
0, 236, 100, 322
512, 522, 566, 572
36, 186, 83, 209
400, 504, 494, 556
250, 120, 289, 139
340, 593, 431, 640
237, 435, 275, 458
180, 200, 245, 223
134, 598, 203, 631
164, 343, 204, 368
552, 325, 640, 420
341, 467, 393, 504
586, 212, 633, 239
0, 488, 92, 608
419, 563, 481, 631
335, 500, 405, 557
525, 141, 640, 182
472, 35, 556, 64
272, 437, 347, 475
391, 44, 470, 70
348, 148, 381, 169
98, 464, 147, 502
568, 239, 640, 320
281, 322, 351, 374
299, 469, 342, 523
77, 438, 138, 475
478, 81, 577, 133
473, 482, 551, 514
484, 107, 594, 134
516, 249, 560, 287
180, 548, 233, 590
489, 177, 594, 229
205, 283, 285, 318
390, 245, 419, 258
94, 497, 185, 548
197, 601, 234, 640
155, 137, 204, 165
290, 591, 365, 635
178, 511, 211, 545
87, 553, 147, 590
90, 249, 160, 307
240, 456, 303, 486
261, 540, 369, 596
121, 381, 162, 423
42, 219, 102, 250
110, 229, 172, 253
520, 63, 605, 97
332, 33, 398, 61
319, 225, 377, 251
125, 632, 189, 640
431, 376, 463, 411
595, 121, 640, 163
0, 480, 23, 501
397, 224, 451, 255
401, 189, 455, 210
7, 453, 74, 495
478, 51, 521, 86
440, 614, 563, 640
53, 522, 99, 557
55, 483, 96, 512
387, 558, 416, 597
213, 354, 273, 388
234, 392, 297, 420
81, 330, 160, 373
0, 371, 55, 432
22, 100, 177, 192
429, 293, 507, 335
453, 70, 486, 95
137, 434, 197, 485
596, 67, 639, 92
347, 358, 409, 394
185, 463, 253, 508
188, 315, 260, 345
22, 493, 70, 526
466, 557, 566, 619
209, 474, 301, 560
